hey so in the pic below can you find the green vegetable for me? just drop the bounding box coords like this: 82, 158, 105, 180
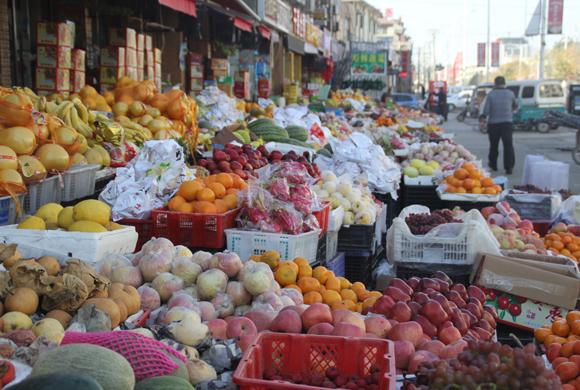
135, 376, 195, 390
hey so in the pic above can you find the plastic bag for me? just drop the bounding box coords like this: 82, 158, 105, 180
558, 195, 580, 225
0, 88, 34, 129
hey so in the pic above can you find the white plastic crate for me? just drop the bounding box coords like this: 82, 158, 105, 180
0, 225, 138, 266
60, 164, 100, 202
325, 230, 338, 262
23, 176, 61, 214
225, 229, 319, 263
0, 194, 25, 226
328, 206, 344, 232
387, 208, 500, 265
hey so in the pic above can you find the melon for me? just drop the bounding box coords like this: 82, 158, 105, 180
30, 344, 135, 390
70, 153, 87, 166
0, 168, 24, 187
73, 200, 111, 226
0, 146, 17, 170
57, 206, 75, 229
92, 145, 110, 167
17, 155, 47, 183
85, 148, 103, 167
68, 220, 107, 233
0, 126, 36, 155
135, 376, 194, 390
9, 372, 104, 390
54, 126, 79, 147
35, 144, 70, 172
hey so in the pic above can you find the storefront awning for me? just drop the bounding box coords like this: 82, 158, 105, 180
259, 26, 271, 40
233, 17, 253, 33
287, 34, 305, 55
159, 0, 197, 18
208, 0, 260, 21
304, 42, 318, 55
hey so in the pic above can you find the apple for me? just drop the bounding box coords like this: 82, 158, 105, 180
364, 316, 391, 338
394, 340, 415, 369
447, 290, 467, 308
301, 303, 332, 330
474, 326, 492, 341
281, 304, 308, 317
307, 323, 335, 335
269, 310, 302, 333
439, 339, 468, 359
438, 325, 462, 345
244, 311, 275, 332
414, 314, 438, 338
407, 277, 421, 290
237, 334, 256, 352
389, 278, 414, 296
332, 322, 365, 338
408, 350, 439, 373
419, 340, 445, 356
467, 285, 486, 304
420, 300, 448, 326
450, 309, 469, 335
371, 295, 395, 317
450, 284, 468, 300
460, 308, 478, 326
413, 292, 429, 305
432, 271, 453, 285
482, 311, 497, 328
226, 317, 258, 340
388, 321, 423, 346
383, 286, 411, 302
408, 301, 422, 317
466, 302, 482, 319
332, 310, 365, 331
420, 278, 440, 291
391, 302, 412, 322
207, 318, 227, 339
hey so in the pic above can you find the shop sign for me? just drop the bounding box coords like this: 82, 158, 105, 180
477, 42, 486, 67
547, 0, 564, 34
278, 1, 293, 33
350, 42, 386, 76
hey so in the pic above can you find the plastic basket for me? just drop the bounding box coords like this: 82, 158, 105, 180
316, 233, 326, 263
344, 250, 376, 284
325, 230, 338, 262
325, 252, 345, 277
225, 229, 319, 263
23, 175, 61, 214
233, 333, 395, 390
338, 224, 376, 252
312, 202, 330, 236
402, 184, 445, 211
327, 206, 344, 232
505, 193, 561, 221
116, 218, 153, 252
151, 208, 239, 249
373, 191, 400, 231
60, 164, 100, 202
0, 225, 138, 266
0, 194, 25, 226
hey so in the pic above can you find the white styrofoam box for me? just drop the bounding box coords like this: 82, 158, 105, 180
328, 206, 344, 232
0, 225, 138, 265
404, 175, 437, 186
225, 229, 319, 263
436, 186, 500, 203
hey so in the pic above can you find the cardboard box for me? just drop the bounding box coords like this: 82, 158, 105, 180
37, 45, 71, 69
137, 33, 145, 51
154, 48, 162, 64
145, 35, 153, 51
154, 63, 162, 79
136, 68, 144, 81
137, 50, 145, 68
125, 47, 137, 67
145, 50, 154, 66
100, 47, 125, 67
109, 28, 137, 48
190, 78, 203, 92
234, 71, 251, 100
100, 66, 124, 85
211, 58, 229, 71
474, 252, 580, 309
145, 66, 155, 80
37, 22, 74, 46
36, 68, 70, 91
72, 49, 85, 71
125, 66, 138, 80
70, 70, 85, 92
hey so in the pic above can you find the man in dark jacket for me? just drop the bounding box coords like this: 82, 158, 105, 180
437, 88, 448, 121
480, 76, 518, 174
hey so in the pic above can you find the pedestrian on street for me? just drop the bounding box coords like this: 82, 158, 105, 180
479, 76, 518, 175
437, 88, 448, 121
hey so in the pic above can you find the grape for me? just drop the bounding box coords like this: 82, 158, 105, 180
405, 209, 462, 235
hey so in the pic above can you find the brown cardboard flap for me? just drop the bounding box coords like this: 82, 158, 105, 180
475, 253, 580, 309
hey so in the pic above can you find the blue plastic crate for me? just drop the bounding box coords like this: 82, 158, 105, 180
326, 252, 345, 277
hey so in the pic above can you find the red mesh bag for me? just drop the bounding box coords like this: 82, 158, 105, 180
61, 331, 187, 381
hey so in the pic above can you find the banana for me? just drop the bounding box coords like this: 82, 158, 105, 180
45, 101, 59, 114
88, 111, 96, 123
72, 98, 89, 123
57, 101, 73, 119
70, 107, 93, 138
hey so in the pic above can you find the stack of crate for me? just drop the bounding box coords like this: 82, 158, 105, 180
36, 22, 75, 94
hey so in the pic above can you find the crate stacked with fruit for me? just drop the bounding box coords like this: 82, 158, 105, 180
544, 223, 580, 261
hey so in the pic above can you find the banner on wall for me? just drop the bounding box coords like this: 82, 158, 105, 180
477, 43, 486, 67
491, 42, 500, 67
548, 0, 564, 34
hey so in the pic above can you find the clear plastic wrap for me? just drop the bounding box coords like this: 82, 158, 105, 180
558, 195, 580, 225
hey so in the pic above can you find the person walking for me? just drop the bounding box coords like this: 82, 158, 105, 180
479, 76, 518, 174
437, 88, 448, 121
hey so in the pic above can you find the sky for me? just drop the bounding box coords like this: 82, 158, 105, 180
365, 0, 580, 66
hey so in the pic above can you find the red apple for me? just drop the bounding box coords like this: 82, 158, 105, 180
474, 326, 492, 341
213, 150, 228, 161
415, 314, 438, 338
432, 271, 453, 285
391, 302, 412, 322
460, 308, 477, 326
389, 278, 414, 296
371, 295, 395, 317
447, 290, 467, 308
439, 339, 468, 359
236, 334, 256, 352
245, 310, 275, 332
477, 319, 493, 334
226, 317, 258, 339
307, 323, 335, 335
332, 322, 366, 338
419, 340, 445, 356
413, 292, 429, 305
420, 300, 449, 326
450, 309, 469, 335
281, 304, 308, 316
481, 311, 497, 328
302, 303, 332, 330
438, 326, 462, 345
269, 309, 302, 333
332, 310, 365, 331
420, 278, 440, 291
364, 316, 392, 338
450, 284, 468, 300
466, 302, 482, 319
483, 305, 499, 320
383, 286, 411, 302
407, 277, 421, 290
394, 340, 415, 369
468, 285, 486, 304
207, 318, 227, 339
388, 321, 423, 346
408, 301, 422, 317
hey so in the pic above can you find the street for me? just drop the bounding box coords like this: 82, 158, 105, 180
442, 113, 580, 193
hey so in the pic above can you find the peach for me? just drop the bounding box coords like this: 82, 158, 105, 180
307, 323, 335, 335
364, 316, 392, 338
207, 319, 227, 339
226, 317, 257, 340
301, 303, 332, 331
270, 310, 302, 333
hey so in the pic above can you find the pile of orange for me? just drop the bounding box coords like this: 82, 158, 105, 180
272, 257, 382, 313
535, 311, 580, 346
443, 162, 501, 195
167, 172, 247, 214
544, 231, 580, 261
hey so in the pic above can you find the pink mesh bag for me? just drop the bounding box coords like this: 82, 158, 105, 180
61, 331, 187, 381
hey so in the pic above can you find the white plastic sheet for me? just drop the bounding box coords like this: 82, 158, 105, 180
100, 140, 192, 220
197, 86, 245, 128
558, 195, 580, 224
522, 155, 570, 191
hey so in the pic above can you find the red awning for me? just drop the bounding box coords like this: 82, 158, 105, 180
159, 0, 197, 18
259, 26, 271, 40
233, 17, 253, 33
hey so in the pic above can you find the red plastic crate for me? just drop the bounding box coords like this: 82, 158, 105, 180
312, 202, 330, 237
150, 208, 239, 249
233, 333, 395, 390
117, 218, 152, 252
532, 220, 551, 237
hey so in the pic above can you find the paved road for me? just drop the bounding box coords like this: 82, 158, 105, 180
441, 114, 580, 193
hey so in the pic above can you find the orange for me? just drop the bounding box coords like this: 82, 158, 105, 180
203, 175, 217, 186
446, 186, 458, 193
285, 284, 302, 293
563, 236, 574, 245
572, 320, 580, 336
472, 179, 482, 188
545, 335, 568, 345
469, 170, 481, 180
208, 182, 226, 199
352, 282, 366, 291
535, 327, 552, 342
198, 202, 217, 214
322, 290, 342, 305
553, 318, 571, 337
238, 180, 248, 190
214, 199, 228, 213
561, 342, 576, 357
275, 266, 298, 286
325, 276, 341, 291
303, 291, 323, 304
222, 194, 238, 209
356, 289, 371, 302
340, 299, 356, 311
196, 188, 216, 202
178, 180, 205, 201
331, 300, 355, 311
317, 285, 327, 295
312, 266, 329, 284
368, 291, 382, 299
492, 185, 502, 193
293, 257, 309, 267
454, 168, 469, 180
297, 277, 320, 293
463, 178, 475, 190
567, 311, 580, 324
340, 289, 358, 303
338, 277, 352, 290
279, 261, 299, 274
450, 177, 462, 187
226, 188, 239, 195
481, 177, 494, 187
298, 264, 313, 278
483, 187, 497, 195
362, 297, 378, 311
176, 202, 194, 213
456, 187, 467, 194
216, 172, 234, 189
231, 174, 246, 189
552, 241, 565, 251
561, 249, 573, 258
471, 187, 483, 194
168, 195, 186, 211
462, 162, 477, 172
355, 303, 363, 313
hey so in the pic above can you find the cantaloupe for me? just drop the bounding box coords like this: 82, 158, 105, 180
134, 376, 194, 390
0, 126, 36, 155
35, 144, 70, 172
30, 344, 135, 390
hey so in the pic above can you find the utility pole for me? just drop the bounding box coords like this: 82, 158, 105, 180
486, 0, 491, 82
539, 0, 547, 79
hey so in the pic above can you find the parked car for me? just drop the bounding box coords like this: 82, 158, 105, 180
392, 93, 419, 109
447, 90, 472, 111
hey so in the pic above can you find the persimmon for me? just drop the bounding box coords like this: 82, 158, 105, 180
553, 318, 572, 337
